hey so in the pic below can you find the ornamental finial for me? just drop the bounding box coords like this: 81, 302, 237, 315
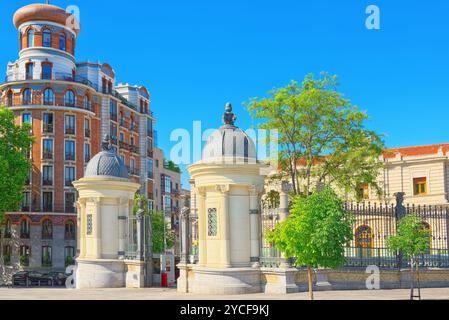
102, 134, 111, 151
222, 102, 237, 126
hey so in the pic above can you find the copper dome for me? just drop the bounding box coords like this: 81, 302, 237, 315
13, 4, 80, 35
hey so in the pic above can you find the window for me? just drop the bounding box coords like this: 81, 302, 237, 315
42, 29, 52, 47
22, 191, 31, 211
25, 63, 34, 80
65, 193, 76, 214
41, 63, 52, 80
43, 89, 54, 105
207, 208, 218, 237
42, 139, 53, 159
43, 112, 53, 133
176, 183, 179, 191
3, 245, 11, 266
110, 100, 117, 121
4, 219, 12, 238
119, 132, 124, 143
147, 118, 152, 137
65, 221, 76, 240
147, 159, 153, 179
22, 89, 32, 104
27, 29, 34, 47
84, 118, 90, 138
163, 175, 172, 194
130, 137, 134, 146
164, 194, 171, 212
42, 246, 52, 267
84, 143, 91, 163
65, 166, 75, 187
84, 95, 91, 111
22, 113, 31, 125
65, 140, 75, 161
355, 225, 373, 258
65, 246, 75, 266
59, 33, 66, 51
42, 165, 53, 186
7, 91, 13, 107
42, 219, 53, 239
19, 245, 30, 266
110, 124, 117, 143
413, 177, 427, 196
20, 219, 30, 239
64, 90, 75, 107
357, 184, 369, 200
42, 192, 53, 212
65, 114, 76, 134
130, 159, 136, 175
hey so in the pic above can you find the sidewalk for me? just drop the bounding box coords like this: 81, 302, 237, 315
0, 287, 448, 300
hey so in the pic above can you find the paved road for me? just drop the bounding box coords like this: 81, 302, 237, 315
0, 287, 448, 300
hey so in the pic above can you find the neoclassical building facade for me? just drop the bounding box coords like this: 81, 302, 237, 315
0, 4, 156, 274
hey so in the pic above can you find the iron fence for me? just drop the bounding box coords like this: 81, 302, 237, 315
260, 201, 449, 269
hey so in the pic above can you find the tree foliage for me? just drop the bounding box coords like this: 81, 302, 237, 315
387, 214, 430, 259
246, 73, 384, 199
267, 188, 353, 298
0, 107, 34, 221
133, 194, 175, 253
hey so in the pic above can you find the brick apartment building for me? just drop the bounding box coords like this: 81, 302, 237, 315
0, 3, 181, 275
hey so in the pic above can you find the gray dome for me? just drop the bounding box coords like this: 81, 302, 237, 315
202, 103, 257, 163
85, 136, 129, 179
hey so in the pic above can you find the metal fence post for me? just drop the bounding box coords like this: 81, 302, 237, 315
394, 192, 406, 269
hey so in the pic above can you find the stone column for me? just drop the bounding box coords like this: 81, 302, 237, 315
249, 186, 261, 267
180, 207, 190, 264
136, 200, 145, 261
196, 187, 207, 266
118, 198, 128, 259
76, 199, 85, 258
94, 198, 102, 259
216, 185, 231, 268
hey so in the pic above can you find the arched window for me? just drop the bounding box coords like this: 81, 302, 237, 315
27, 29, 34, 48
42, 219, 53, 239
65, 220, 76, 240
7, 91, 13, 107
42, 29, 52, 47
355, 225, 373, 258
59, 33, 66, 51
20, 219, 30, 239
43, 88, 54, 105
84, 95, 91, 111
22, 89, 32, 105
64, 90, 75, 107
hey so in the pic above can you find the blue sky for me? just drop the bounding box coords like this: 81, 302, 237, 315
1, 0, 448, 188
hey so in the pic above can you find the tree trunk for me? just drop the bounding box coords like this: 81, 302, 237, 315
410, 257, 414, 300
307, 266, 314, 300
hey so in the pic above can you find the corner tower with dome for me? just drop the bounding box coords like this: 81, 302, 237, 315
179, 103, 268, 295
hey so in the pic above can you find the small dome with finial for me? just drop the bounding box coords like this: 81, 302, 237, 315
202, 103, 257, 163
85, 135, 129, 179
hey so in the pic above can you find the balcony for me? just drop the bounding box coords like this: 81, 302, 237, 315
147, 149, 153, 158
43, 151, 53, 160
110, 113, 118, 122
65, 154, 75, 161
65, 205, 75, 214
4, 231, 12, 239
65, 232, 76, 240
5, 72, 98, 91
130, 145, 139, 154
41, 232, 53, 240
21, 205, 30, 212
65, 128, 75, 135
128, 167, 139, 176
43, 124, 54, 134
42, 179, 53, 186
65, 180, 74, 187
20, 231, 30, 239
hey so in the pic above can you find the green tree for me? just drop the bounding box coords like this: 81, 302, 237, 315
246, 73, 384, 199
387, 214, 430, 300
0, 107, 34, 221
133, 194, 175, 254
267, 188, 353, 300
